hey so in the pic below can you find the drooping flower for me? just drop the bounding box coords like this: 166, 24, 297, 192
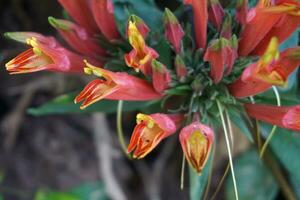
179, 122, 214, 173
229, 38, 300, 98
91, 0, 120, 41
204, 36, 238, 83
245, 103, 300, 132
5, 35, 85, 74
184, 0, 208, 49
58, 0, 99, 33
208, 0, 225, 30
151, 59, 171, 93
75, 61, 162, 109
127, 113, 178, 159
175, 55, 187, 81
125, 20, 159, 75
48, 17, 106, 58
163, 8, 185, 53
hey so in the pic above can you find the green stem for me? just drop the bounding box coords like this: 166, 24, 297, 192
117, 100, 131, 159
180, 154, 186, 190
211, 163, 230, 200
260, 86, 281, 158
217, 100, 239, 200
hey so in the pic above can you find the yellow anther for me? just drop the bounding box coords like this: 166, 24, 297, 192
261, 37, 279, 65
83, 60, 103, 77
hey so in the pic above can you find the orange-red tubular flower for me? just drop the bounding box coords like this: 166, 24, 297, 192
184, 0, 208, 49
5, 36, 85, 74
125, 21, 158, 75
91, 0, 120, 41
151, 60, 171, 93
179, 122, 214, 173
204, 36, 238, 83
245, 103, 300, 132
48, 17, 106, 58
58, 0, 99, 34
208, 0, 225, 30
251, 0, 300, 55
229, 38, 300, 98
236, 0, 249, 25
238, 1, 282, 56
75, 61, 162, 109
164, 8, 185, 54
128, 113, 178, 159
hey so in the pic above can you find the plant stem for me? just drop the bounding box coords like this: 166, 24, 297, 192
217, 100, 239, 200
117, 100, 131, 159
180, 154, 186, 190
250, 120, 296, 200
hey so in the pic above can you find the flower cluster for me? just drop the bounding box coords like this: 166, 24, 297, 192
5, 0, 300, 176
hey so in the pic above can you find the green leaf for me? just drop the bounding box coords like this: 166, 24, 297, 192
227, 106, 253, 142
226, 150, 278, 200
35, 190, 79, 200
27, 93, 156, 116
69, 182, 107, 200
153, 38, 172, 67
189, 152, 213, 200
261, 124, 300, 188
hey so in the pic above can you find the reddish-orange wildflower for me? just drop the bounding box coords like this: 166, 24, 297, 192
236, 0, 249, 25
204, 36, 238, 83
125, 21, 158, 75
75, 61, 162, 109
184, 0, 208, 49
151, 60, 171, 93
179, 122, 214, 173
91, 0, 120, 41
127, 113, 178, 159
48, 17, 106, 58
245, 103, 300, 132
5, 35, 85, 74
229, 38, 300, 98
208, 0, 225, 30
239, 0, 300, 56
58, 0, 99, 33
164, 8, 185, 54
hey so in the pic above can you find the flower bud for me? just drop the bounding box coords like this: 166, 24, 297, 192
179, 122, 214, 173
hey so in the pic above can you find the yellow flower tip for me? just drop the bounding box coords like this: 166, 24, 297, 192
83, 60, 104, 77
127, 20, 145, 51
261, 37, 279, 64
